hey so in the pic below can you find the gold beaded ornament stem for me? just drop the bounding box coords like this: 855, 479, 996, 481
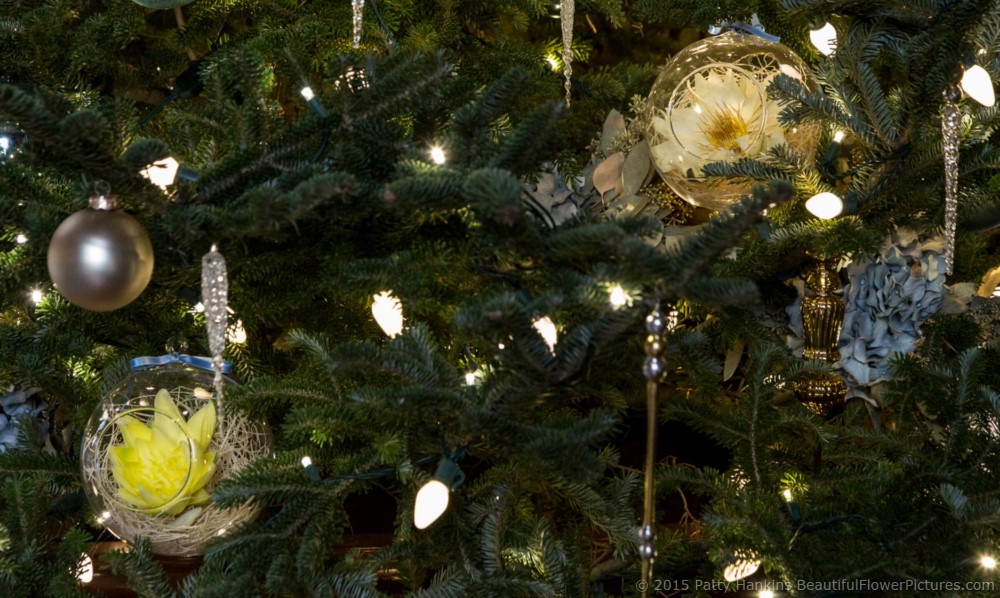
640, 307, 669, 596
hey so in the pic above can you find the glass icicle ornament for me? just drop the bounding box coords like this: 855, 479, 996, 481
644, 32, 820, 212
942, 85, 961, 275
352, 0, 364, 49
201, 245, 228, 396
560, 0, 574, 105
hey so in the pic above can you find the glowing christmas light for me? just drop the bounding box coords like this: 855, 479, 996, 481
430, 146, 446, 165
300, 86, 315, 101
372, 291, 404, 338
76, 554, 94, 584
809, 22, 837, 56
414, 457, 465, 529
16, 234, 27, 244
414, 479, 450, 529
833, 130, 845, 143
982, 555, 997, 570
532, 316, 558, 352
141, 157, 181, 190
723, 551, 761, 582
805, 192, 843, 220
961, 64, 995, 107
30, 289, 43, 304
227, 320, 248, 344
608, 284, 629, 307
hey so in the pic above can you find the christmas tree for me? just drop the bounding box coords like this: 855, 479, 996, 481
1, 0, 1000, 596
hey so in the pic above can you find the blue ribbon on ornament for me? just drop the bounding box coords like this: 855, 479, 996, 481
709, 14, 781, 43
130, 354, 233, 374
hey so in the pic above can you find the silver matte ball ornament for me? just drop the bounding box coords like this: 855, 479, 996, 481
47, 196, 154, 312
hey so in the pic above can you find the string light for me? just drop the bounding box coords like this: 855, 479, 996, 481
833, 130, 845, 143
300, 85, 329, 118
430, 146, 446, 165
193, 302, 205, 313
809, 22, 837, 56
782, 488, 793, 502
30, 289, 43, 304
805, 192, 843, 220
76, 554, 94, 584
300, 455, 321, 482
96, 510, 110, 524
532, 316, 558, 353
722, 550, 761, 582
141, 157, 180, 190
608, 284, 630, 307
961, 64, 995, 107
759, 590, 775, 598
15, 234, 27, 244
414, 456, 466, 529
981, 555, 997, 570
545, 55, 560, 71
465, 371, 477, 386
227, 320, 248, 344
372, 291, 404, 338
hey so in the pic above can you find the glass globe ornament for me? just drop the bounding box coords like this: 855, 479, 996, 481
80, 359, 271, 556
645, 32, 820, 212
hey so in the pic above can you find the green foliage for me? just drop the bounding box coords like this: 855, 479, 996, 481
1, 0, 1000, 596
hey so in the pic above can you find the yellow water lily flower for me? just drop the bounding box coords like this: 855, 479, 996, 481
109, 389, 217, 515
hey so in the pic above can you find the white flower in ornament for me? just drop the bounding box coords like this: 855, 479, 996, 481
649, 67, 787, 183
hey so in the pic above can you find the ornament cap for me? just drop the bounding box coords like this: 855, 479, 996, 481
88, 195, 118, 211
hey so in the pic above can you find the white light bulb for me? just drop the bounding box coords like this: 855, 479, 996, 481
805, 192, 843, 220
140, 157, 181, 190
723, 552, 761, 582
30, 289, 43, 304
0, 136, 9, 153
301, 456, 313, 468
532, 316, 558, 353
782, 488, 793, 502
809, 22, 837, 56
76, 554, 94, 584
608, 284, 628, 307
982, 555, 997, 570
833, 130, 845, 143
759, 590, 775, 598
227, 320, 248, 344
300, 86, 315, 101
430, 146, 446, 165
372, 291, 404, 338
961, 64, 996, 107
97, 510, 111, 523
15, 234, 27, 244
194, 302, 205, 313
545, 56, 559, 71
465, 371, 477, 386
414, 479, 450, 529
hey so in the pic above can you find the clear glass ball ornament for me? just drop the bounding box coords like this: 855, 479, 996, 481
80, 361, 271, 556
645, 32, 820, 212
